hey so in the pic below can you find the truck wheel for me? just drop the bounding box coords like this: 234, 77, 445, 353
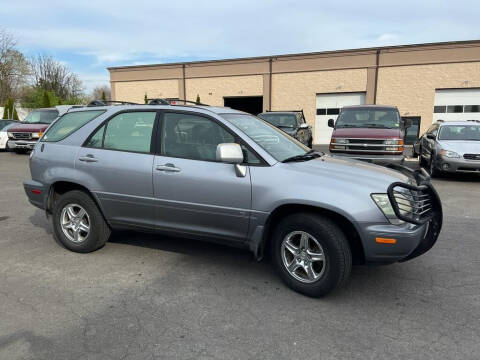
52, 190, 110, 253
270, 213, 352, 297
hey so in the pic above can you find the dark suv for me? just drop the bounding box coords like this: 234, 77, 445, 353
258, 110, 313, 147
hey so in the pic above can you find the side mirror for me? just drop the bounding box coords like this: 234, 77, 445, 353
402, 118, 412, 128
327, 119, 335, 128
216, 143, 247, 177
426, 133, 435, 140
299, 123, 309, 129
216, 143, 244, 164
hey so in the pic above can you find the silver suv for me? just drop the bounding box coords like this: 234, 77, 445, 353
24, 102, 443, 297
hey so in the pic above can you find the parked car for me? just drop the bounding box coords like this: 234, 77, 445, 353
23, 102, 442, 297
328, 105, 411, 164
0, 121, 19, 150
415, 120, 480, 176
257, 110, 313, 147
6, 106, 74, 153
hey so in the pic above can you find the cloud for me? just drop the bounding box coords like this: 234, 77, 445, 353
2, 0, 479, 91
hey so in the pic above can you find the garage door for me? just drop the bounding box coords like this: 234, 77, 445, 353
315, 92, 366, 144
434, 89, 480, 122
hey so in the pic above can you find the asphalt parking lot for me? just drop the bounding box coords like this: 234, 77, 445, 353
1, 151, 479, 360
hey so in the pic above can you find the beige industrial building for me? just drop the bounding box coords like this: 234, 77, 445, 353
108, 40, 480, 144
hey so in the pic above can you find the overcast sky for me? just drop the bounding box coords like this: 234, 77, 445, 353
3, 0, 479, 92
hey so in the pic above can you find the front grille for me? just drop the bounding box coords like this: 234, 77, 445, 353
331, 138, 403, 153
12, 132, 32, 140
347, 139, 385, 144
388, 183, 434, 225
463, 153, 480, 160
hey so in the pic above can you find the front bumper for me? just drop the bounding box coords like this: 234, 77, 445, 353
360, 167, 443, 263
435, 156, 480, 173
7, 139, 37, 150
330, 152, 405, 165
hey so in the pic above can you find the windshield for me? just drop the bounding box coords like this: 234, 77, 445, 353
23, 110, 59, 124
0, 122, 16, 132
221, 113, 309, 162
438, 125, 480, 141
257, 113, 297, 129
336, 108, 400, 129
0, 120, 14, 131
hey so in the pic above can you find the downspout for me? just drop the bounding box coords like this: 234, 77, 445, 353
373, 50, 380, 104
182, 64, 186, 101
268, 58, 273, 111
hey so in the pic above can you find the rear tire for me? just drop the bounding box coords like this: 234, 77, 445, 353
52, 190, 110, 253
270, 213, 352, 297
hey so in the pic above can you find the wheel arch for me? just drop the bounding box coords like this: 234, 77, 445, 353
261, 204, 365, 265
46, 181, 109, 226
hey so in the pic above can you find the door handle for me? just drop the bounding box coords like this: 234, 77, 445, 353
79, 155, 98, 163
156, 163, 181, 172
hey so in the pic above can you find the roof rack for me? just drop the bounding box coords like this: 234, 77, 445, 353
147, 98, 210, 106
467, 119, 480, 122
436, 119, 444, 122
87, 100, 139, 107
266, 109, 303, 113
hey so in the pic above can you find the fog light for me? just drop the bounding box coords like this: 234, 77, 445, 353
442, 163, 450, 170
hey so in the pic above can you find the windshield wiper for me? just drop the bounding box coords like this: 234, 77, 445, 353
282, 150, 322, 163
277, 125, 294, 129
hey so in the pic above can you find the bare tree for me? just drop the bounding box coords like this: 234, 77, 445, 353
30, 54, 83, 101
0, 29, 30, 103
91, 85, 111, 101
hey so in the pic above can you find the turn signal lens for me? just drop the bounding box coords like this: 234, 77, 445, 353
375, 237, 397, 244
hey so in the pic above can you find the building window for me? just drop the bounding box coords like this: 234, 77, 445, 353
434, 106, 446, 113
316, 108, 326, 115
326, 108, 340, 115
464, 105, 480, 113
447, 105, 464, 113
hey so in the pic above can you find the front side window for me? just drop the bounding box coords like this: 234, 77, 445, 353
336, 108, 400, 129
438, 125, 480, 141
162, 112, 235, 162
222, 113, 309, 162
42, 110, 104, 142
23, 110, 59, 124
102, 112, 156, 153
257, 113, 297, 130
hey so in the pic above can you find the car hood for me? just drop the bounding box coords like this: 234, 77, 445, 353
281, 154, 409, 192
7, 123, 49, 132
333, 127, 402, 139
437, 140, 480, 155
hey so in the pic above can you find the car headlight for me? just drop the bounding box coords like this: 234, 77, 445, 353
7, 132, 13, 138
332, 138, 348, 144
371, 193, 405, 225
31, 132, 43, 139
440, 149, 460, 158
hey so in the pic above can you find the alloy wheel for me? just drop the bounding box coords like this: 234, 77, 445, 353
60, 203, 91, 243
281, 231, 326, 283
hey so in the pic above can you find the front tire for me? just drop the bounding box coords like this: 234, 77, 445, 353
52, 190, 110, 253
270, 213, 352, 297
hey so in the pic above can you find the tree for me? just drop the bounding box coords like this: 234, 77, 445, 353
2, 97, 19, 119
196, 94, 201, 104
42, 90, 51, 108
30, 54, 83, 101
144, 93, 148, 104
0, 29, 30, 104
91, 85, 110, 101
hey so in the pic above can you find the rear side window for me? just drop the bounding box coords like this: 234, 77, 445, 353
42, 111, 105, 142
103, 112, 156, 153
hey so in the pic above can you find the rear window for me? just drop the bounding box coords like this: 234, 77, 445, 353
42, 110, 105, 142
